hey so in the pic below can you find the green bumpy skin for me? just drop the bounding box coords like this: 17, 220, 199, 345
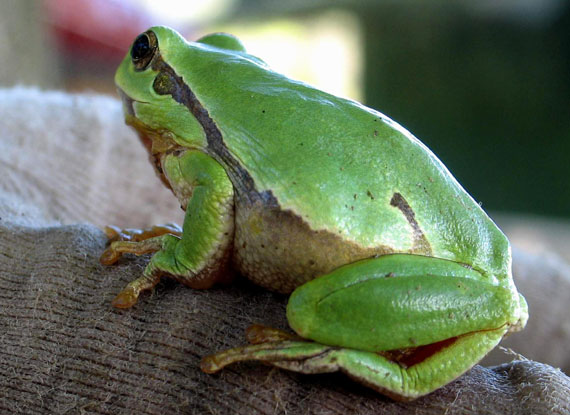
106, 26, 528, 400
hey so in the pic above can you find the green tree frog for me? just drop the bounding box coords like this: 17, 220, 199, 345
102, 26, 528, 401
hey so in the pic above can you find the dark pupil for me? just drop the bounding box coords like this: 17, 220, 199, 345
131, 34, 151, 61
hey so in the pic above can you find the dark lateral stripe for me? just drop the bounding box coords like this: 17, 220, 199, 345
150, 53, 276, 206
390, 192, 432, 255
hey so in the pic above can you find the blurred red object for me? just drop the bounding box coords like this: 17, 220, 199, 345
44, 0, 153, 62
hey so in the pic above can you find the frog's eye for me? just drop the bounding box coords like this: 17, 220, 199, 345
131, 31, 158, 71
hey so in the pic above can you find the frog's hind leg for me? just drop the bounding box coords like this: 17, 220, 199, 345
201, 325, 506, 401
202, 253, 524, 399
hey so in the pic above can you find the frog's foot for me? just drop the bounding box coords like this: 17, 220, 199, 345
100, 224, 182, 265
104, 223, 182, 243
100, 238, 163, 265
108, 234, 187, 308
200, 335, 333, 375
202, 324, 340, 376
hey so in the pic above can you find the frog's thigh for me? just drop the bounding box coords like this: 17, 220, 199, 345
287, 254, 516, 352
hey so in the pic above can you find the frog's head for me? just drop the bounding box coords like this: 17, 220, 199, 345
114, 26, 247, 166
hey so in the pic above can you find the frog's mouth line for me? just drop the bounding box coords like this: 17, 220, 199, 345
116, 87, 182, 152
130, 124, 173, 191
116, 87, 136, 117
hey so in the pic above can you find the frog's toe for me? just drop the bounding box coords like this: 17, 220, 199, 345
111, 287, 139, 308
200, 354, 225, 373
103, 225, 123, 241
245, 325, 299, 344
111, 272, 162, 309
100, 246, 122, 265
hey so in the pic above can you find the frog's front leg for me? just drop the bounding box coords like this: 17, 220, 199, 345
201, 254, 527, 400
106, 150, 235, 308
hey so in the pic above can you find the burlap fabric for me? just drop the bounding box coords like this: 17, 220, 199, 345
1, 88, 569, 414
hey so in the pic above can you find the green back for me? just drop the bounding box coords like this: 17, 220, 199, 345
155, 27, 511, 279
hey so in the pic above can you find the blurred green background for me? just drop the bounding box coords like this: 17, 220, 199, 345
360, 6, 569, 219
2, 0, 569, 250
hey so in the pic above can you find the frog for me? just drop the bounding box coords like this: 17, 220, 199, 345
102, 26, 528, 401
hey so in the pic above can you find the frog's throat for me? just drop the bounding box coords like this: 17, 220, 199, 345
148, 52, 277, 208
115, 91, 179, 190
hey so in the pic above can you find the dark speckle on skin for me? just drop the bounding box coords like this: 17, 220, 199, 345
366, 190, 375, 200
390, 192, 432, 256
